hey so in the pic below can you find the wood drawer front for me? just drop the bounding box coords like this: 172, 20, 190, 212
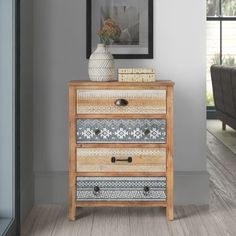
76, 90, 166, 114
76, 148, 166, 173
76, 119, 166, 143
76, 176, 166, 201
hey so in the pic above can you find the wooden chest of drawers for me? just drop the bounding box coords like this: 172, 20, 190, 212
68, 81, 174, 221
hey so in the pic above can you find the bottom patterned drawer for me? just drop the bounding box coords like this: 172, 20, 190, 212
76, 177, 166, 201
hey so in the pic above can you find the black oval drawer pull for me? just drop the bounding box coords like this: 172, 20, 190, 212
114, 99, 128, 107
111, 156, 132, 163
93, 186, 100, 196
143, 186, 150, 196
144, 129, 150, 135
94, 129, 101, 135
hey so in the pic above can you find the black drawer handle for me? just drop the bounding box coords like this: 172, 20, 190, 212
115, 99, 128, 107
111, 156, 132, 163
94, 129, 101, 135
143, 186, 150, 196
93, 186, 100, 196
144, 129, 150, 135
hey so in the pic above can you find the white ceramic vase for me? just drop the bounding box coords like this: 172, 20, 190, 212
88, 43, 116, 82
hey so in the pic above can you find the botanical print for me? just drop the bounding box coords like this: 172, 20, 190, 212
98, 6, 140, 45
88, 0, 153, 58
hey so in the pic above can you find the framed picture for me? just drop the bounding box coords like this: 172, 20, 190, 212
86, 0, 153, 59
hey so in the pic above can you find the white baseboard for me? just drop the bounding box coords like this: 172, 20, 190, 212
34, 171, 209, 205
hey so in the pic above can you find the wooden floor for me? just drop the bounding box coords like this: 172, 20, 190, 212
22, 132, 236, 236
0, 218, 11, 236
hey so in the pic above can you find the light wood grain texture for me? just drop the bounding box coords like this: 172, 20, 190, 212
68, 86, 76, 220
166, 86, 174, 220
76, 89, 166, 114
69, 80, 175, 88
69, 81, 174, 221
76, 172, 167, 177
22, 132, 236, 236
76, 201, 167, 207
77, 164, 166, 173
76, 143, 167, 148
76, 148, 166, 173
76, 114, 167, 119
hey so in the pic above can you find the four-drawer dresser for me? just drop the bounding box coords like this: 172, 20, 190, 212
68, 81, 174, 221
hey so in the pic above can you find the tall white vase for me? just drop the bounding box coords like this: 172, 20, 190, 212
88, 43, 116, 82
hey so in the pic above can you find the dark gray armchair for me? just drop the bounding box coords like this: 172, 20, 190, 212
211, 65, 236, 130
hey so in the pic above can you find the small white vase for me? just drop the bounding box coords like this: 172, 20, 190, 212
88, 43, 116, 82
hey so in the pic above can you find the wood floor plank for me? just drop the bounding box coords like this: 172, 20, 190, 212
207, 133, 236, 235
22, 206, 47, 236
209, 188, 236, 236
21, 132, 236, 235
196, 205, 226, 236
207, 134, 236, 208
0, 218, 11, 236
207, 132, 236, 178
30, 205, 61, 236
166, 207, 186, 236
91, 207, 130, 236
175, 205, 209, 236
147, 208, 171, 236
208, 146, 236, 187
51, 207, 94, 236
21, 206, 40, 236
207, 159, 236, 200
129, 207, 170, 236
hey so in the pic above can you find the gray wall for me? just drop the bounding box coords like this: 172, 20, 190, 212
33, 0, 209, 204
20, 0, 34, 223
0, 0, 14, 218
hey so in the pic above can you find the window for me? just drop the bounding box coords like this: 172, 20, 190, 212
0, 0, 20, 235
207, 0, 236, 109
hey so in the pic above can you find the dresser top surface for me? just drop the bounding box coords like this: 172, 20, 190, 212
68, 80, 175, 87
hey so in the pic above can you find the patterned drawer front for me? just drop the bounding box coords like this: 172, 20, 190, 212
76, 119, 166, 143
76, 148, 166, 172
76, 90, 166, 114
76, 177, 166, 201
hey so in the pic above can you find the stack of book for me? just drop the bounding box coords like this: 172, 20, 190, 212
118, 68, 156, 82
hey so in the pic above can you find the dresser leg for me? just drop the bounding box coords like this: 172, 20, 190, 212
68, 206, 76, 221
166, 205, 174, 221
166, 156, 174, 221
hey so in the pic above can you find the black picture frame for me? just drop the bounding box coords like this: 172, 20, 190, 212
86, 0, 153, 59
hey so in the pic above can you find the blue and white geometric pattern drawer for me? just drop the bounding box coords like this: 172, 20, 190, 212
76, 119, 166, 143
76, 177, 166, 201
